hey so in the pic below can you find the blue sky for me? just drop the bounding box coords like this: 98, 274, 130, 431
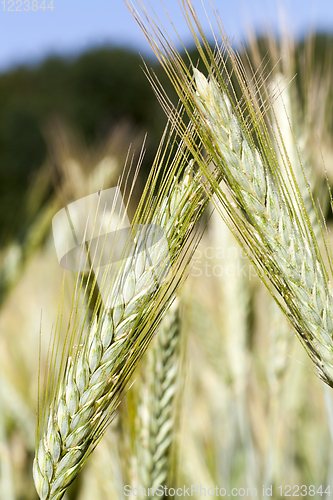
0, 0, 332, 72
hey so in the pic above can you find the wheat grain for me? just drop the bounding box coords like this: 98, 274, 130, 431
268, 73, 324, 243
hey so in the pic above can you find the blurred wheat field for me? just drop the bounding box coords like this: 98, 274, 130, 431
2, 24, 333, 500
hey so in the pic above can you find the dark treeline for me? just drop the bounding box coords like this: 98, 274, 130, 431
0, 48, 176, 242
0, 34, 333, 243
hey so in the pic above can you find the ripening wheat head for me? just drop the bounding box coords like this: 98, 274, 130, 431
129, 0, 333, 388
138, 298, 182, 493
33, 121, 210, 500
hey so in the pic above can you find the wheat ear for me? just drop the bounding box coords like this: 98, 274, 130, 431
128, 0, 333, 386
138, 298, 181, 495
33, 147, 207, 500
192, 66, 333, 382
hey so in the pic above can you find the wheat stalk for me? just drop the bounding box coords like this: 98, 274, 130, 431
209, 209, 258, 486
128, 0, 333, 390
33, 123, 209, 500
